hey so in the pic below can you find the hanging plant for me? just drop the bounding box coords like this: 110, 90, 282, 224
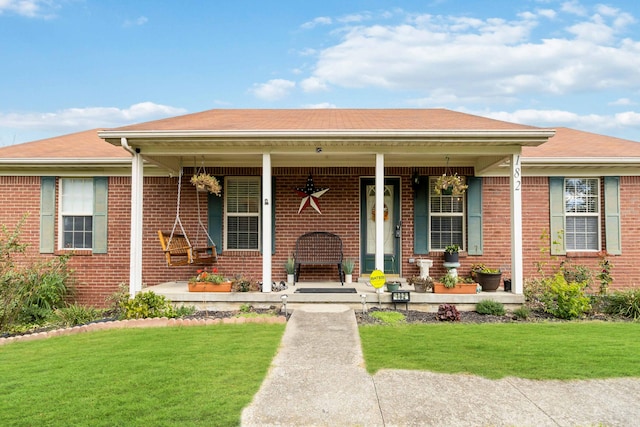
434, 172, 467, 195
190, 173, 221, 195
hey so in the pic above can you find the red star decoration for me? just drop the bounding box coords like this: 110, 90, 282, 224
295, 174, 329, 214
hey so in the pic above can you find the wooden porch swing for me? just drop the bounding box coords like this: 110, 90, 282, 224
158, 165, 217, 266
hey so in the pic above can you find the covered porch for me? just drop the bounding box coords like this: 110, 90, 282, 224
148, 280, 524, 313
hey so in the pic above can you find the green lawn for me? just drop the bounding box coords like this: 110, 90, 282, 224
0, 324, 285, 427
360, 322, 640, 379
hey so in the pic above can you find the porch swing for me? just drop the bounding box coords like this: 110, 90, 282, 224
157, 163, 218, 266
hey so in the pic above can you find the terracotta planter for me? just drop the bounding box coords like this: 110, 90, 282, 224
475, 271, 502, 292
433, 282, 477, 294
188, 281, 232, 292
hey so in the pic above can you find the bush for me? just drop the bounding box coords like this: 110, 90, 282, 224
604, 289, 640, 320
512, 306, 530, 320
436, 304, 460, 322
539, 272, 591, 319
120, 291, 176, 319
476, 299, 506, 316
52, 304, 105, 327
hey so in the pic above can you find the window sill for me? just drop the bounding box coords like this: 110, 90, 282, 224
55, 249, 93, 256
566, 251, 600, 258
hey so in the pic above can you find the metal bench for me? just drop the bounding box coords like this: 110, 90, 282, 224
294, 232, 344, 285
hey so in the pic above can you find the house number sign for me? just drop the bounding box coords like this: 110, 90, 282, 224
513, 154, 521, 191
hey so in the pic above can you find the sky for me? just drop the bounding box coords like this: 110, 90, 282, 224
1, 0, 640, 146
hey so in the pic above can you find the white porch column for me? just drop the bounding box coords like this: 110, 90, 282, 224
375, 153, 385, 271
124, 138, 144, 298
510, 153, 523, 294
261, 153, 272, 292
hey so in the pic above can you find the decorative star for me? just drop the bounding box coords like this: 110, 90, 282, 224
295, 174, 329, 214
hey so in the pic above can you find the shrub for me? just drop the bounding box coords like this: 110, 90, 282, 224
436, 304, 460, 322
476, 299, 506, 316
539, 272, 591, 320
604, 289, 640, 320
120, 291, 176, 319
174, 305, 197, 317
512, 306, 530, 320
52, 304, 104, 327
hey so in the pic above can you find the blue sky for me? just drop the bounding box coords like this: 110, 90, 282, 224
1, 0, 640, 146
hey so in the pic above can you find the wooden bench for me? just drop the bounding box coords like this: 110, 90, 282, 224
294, 232, 344, 285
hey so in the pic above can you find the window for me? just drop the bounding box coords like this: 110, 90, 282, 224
564, 178, 600, 251
60, 178, 93, 249
225, 177, 260, 250
429, 177, 465, 251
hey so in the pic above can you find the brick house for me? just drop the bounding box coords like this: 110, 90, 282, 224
0, 109, 638, 307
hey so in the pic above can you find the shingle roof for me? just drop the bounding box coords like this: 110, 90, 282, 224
0, 128, 129, 159
522, 127, 640, 158
110, 108, 540, 131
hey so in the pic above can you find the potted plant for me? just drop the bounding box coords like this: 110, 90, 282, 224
190, 173, 221, 195
475, 266, 502, 292
385, 281, 401, 292
408, 275, 433, 293
434, 173, 467, 196
284, 257, 296, 284
433, 273, 476, 294
342, 258, 355, 284
188, 267, 232, 292
444, 244, 460, 263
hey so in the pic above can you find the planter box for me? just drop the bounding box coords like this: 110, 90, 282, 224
188, 281, 232, 292
433, 282, 477, 294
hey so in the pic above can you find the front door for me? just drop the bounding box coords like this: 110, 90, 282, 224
360, 178, 401, 275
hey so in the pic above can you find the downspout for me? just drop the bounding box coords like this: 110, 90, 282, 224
121, 138, 144, 298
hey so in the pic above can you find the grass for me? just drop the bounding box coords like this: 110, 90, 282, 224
0, 324, 285, 427
360, 322, 640, 379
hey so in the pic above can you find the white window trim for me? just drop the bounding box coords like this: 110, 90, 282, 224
58, 177, 93, 250
428, 176, 466, 252
564, 177, 601, 252
224, 176, 261, 251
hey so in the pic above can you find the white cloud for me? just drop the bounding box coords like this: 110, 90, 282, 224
298, 7, 640, 103
300, 16, 332, 30
0, 0, 56, 18
608, 98, 636, 106
124, 16, 148, 27
477, 108, 640, 138
0, 102, 188, 131
561, 1, 588, 17
300, 77, 328, 92
250, 79, 296, 101
303, 103, 337, 109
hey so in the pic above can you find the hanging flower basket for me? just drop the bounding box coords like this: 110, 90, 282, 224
190, 173, 221, 195
434, 173, 467, 196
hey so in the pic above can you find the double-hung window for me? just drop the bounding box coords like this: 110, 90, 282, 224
225, 177, 260, 250
429, 177, 465, 251
60, 178, 94, 249
564, 178, 600, 251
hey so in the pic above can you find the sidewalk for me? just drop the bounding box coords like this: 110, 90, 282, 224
241, 304, 640, 427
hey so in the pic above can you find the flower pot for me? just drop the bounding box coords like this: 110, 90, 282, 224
386, 282, 400, 292
444, 252, 459, 263
475, 271, 502, 292
440, 186, 454, 195
433, 282, 477, 294
287, 274, 295, 285
413, 282, 429, 293
345, 273, 352, 284
188, 281, 232, 292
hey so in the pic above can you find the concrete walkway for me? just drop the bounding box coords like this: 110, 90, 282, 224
241, 304, 640, 427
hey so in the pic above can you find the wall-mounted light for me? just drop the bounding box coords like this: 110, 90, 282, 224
316, 147, 323, 153
411, 170, 421, 191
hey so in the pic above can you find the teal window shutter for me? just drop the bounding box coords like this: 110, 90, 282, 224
40, 176, 56, 253
466, 177, 483, 255
92, 177, 108, 254
413, 178, 429, 254
207, 176, 224, 250
549, 177, 566, 255
604, 176, 622, 255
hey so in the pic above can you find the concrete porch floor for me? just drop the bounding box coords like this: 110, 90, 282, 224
147, 280, 524, 312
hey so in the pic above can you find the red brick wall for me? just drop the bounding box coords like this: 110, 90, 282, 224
2, 171, 637, 307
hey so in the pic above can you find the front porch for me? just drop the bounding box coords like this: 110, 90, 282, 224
149, 280, 524, 312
